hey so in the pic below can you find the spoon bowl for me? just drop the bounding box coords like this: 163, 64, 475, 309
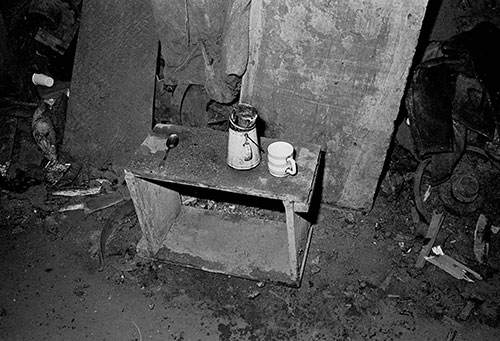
166, 133, 179, 150
159, 133, 180, 167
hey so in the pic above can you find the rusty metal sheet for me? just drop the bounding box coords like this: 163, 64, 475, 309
64, 0, 157, 166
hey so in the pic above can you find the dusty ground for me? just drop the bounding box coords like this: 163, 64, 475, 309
1, 121, 500, 340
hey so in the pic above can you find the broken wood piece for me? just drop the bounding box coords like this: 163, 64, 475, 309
425, 246, 482, 282
84, 190, 130, 213
423, 185, 431, 202
379, 272, 393, 291
446, 329, 457, 341
58, 189, 130, 214
442, 315, 463, 329
247, 291, 260, 299
416, 211, 445, 268
52, 187, 102, 197
58, 203, 86, 213
458, 300, 475, 321
474, 214, 489, 264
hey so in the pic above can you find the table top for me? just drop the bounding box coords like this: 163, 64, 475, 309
126, 124, 321, 209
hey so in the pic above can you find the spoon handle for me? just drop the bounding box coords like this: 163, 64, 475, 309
158, 148, 170, 167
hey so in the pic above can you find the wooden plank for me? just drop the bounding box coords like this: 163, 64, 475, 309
34, 28, 66, 55
241, 0, 429, 210
416, 212, 445, 268
125, 171, 181, 254
127, 124, 321, 208
157, 206, 294, 284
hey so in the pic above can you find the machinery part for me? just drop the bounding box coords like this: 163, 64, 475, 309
450, 173, 479, 203
414, 146, 497, 222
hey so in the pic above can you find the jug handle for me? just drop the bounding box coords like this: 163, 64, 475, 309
243, 141, 252, 161
244, 133, 265, 154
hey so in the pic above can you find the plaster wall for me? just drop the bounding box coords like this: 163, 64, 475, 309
241, 0, 429, 209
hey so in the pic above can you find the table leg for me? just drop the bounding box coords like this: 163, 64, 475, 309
125, 170, 181, 254
283, 200, 311, 282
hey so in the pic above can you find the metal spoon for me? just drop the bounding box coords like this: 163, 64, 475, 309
159, 133, 179, 167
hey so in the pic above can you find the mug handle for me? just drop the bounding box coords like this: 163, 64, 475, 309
285, 157, 297, 176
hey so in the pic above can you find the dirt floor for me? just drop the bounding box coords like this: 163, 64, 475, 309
1, 118, 500, 341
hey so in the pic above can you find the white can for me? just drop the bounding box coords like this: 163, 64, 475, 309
32, 73, 54, 87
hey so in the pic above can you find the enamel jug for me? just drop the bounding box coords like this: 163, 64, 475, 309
227, 103, 261, 170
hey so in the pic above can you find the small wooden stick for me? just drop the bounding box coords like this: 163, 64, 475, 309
416, 212, 444, 268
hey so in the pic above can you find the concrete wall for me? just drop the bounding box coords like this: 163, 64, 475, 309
241, 0, 429, 210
